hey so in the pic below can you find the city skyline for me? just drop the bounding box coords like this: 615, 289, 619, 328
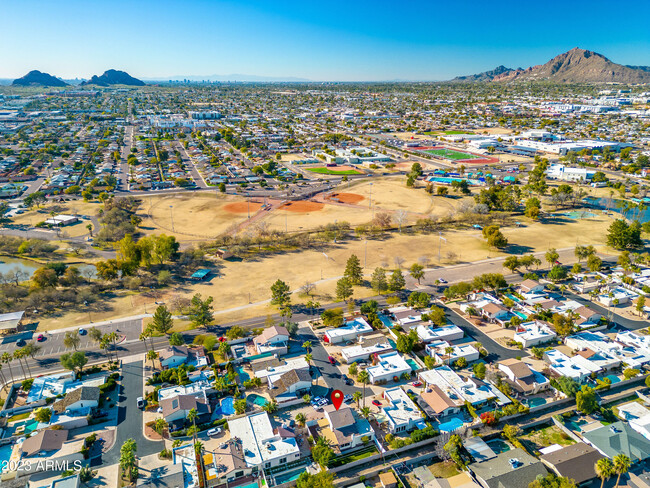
3, 0, 650, 81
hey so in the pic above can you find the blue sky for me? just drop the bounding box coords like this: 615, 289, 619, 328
2, 0, 650, 81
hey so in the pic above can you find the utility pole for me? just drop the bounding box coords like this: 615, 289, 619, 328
169, 205, 174, 232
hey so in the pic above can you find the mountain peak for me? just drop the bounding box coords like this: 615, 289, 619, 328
12, 70, 68, 87
81, 69, 145, 87
453, 48, 650, 84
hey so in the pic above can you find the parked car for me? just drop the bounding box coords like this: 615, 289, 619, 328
438, 278, 448, 284
207, 428, 222, 437
16, 339, 26, 347
137, 397, 145, 409
412, 381, 423, 387
343, 394, 353, 403
78, 328, 87, 336
328, 356, 336, 365
36, 334, 45, 342
345, 378, 354, 386
372, 399, 382, 406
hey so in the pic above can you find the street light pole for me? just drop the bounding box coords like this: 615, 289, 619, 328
169, 205, 174, 232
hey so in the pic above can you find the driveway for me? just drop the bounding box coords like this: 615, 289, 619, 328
102, 361, 163, 466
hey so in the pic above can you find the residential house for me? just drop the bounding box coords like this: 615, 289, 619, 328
203, 441, 253, 486
137, 464, 184, 488
366, 351, 412, 384
512, 321, 556, 347
468, 448, 549, 488
480, 302, 510, 323
419, 366, 496, 407
317, 405, 375, 452
573, 306, 602, 328
418, 384, 463, 420
544, 349, 601, 381
426, 341, 479, 366
268, 369, 312, 403
254, 356, 310, 384
498, 359, 550, 396
254, 325, 289, 355
228, 412, 300, 469
341, 334, 393, 363
160, 393, 211, 425
18, 429, 84, 477
581, 421, 650, 463
159, 345, 208, 369
416, 324, 464, 344
52, 386, 100, 414
540, 443, 603, 485
519, 279, 545, 295
382, 387, 425, 434
323, 317, 372, 344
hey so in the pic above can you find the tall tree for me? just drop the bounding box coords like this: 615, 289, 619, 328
389, 269, 405, 292
613, 454, 631, 488
152, 304, 173, 335
358, 370, 370, 408
596, 458, 614, 488
409, 263, 425, 284
187, 294, 214, 328
344, 254, 363, 285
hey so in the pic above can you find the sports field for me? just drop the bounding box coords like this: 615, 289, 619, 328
306, 167, 363, 175
423, 148, 482, 160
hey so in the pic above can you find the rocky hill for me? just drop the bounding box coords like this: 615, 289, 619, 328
81, 69, 145, 86
12, 70, 68, 87
453, 48, 650, 84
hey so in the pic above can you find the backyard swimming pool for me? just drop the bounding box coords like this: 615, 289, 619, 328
378, 314, 394, 328
237, 367, 250, 383
220, 397, 236, 416
526, 397, 547, 408
487, 439, 510, 454
247, 393, 268, 407
273, 470, 303, 484
0, 444, 14, 471
605, 374, 621, 384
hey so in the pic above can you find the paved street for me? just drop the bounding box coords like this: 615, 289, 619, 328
102, 361, 163, 465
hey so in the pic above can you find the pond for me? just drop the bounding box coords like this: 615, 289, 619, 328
0, 256, 96, 279
584, 197, 650, 223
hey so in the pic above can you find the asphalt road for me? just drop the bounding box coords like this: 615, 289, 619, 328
102, 361, 163, 465
296, 326, 360, 398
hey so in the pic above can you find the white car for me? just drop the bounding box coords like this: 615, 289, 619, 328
207, 428, 222, 437
438, 278, 448, 284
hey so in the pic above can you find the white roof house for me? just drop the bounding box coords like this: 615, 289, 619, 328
323, 317, 372, 344
543, 349, 601, 381
566, 331, 650, 369
228, 412, 300, 469
513, 321, 557, 347
419, 366, 495, 406
425, 341, 479, 366
415, 324, 464, 343
341, 341, 393, 364
382, 387, 424, 434
366, 352, 412, 384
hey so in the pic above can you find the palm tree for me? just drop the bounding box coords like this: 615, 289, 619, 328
194, 440, 206, 488
358, 370, 370, 408
360, 406, 372, 419
105, 332, 119, 361
187, 407, 198, 444
2, 352, 14, 387
146, 350, 158, 369
18, 347, 32, 378
445, 346, 454, 366
613, 454, 631, 488
295, 412, 306, 427
13, 350, 27, 381
0, 363, 7, 390
302, 341, 312, 352
154, 417, 167, 436
596, 458, 614, 488
353, 391, 362, 409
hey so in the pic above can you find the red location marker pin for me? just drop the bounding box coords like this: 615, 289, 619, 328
331, 390, 344, 410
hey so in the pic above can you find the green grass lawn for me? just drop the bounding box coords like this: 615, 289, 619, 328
520, 425, 575, 451
428, 461, 461, 478
423, 148, 482, 160
306, 167, 362, 175
7, 412, 31, 422
423, 130, 473, 136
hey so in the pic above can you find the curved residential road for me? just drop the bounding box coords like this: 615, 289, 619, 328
101, 361, 163, 466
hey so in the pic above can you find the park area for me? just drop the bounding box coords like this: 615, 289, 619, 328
413, 146, 499, 164
305, 166, 364, 175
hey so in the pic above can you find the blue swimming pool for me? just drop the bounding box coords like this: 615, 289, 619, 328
438, 417, 464, 433
504, 293, 520, 303
273, 469, 303, 484
220, 397, 236, 416
0, 444, 14, 470
512, 311, 528, 320
237, 367, 250, 383
378, 314, 394, 328
526, 397, 547, 408
606, 374, 621, 384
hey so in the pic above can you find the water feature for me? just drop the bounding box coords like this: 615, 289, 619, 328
0, 444, 14, 470
584, 197, 650, 223
0, 256, 96, 279
219, 397, 236, 416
